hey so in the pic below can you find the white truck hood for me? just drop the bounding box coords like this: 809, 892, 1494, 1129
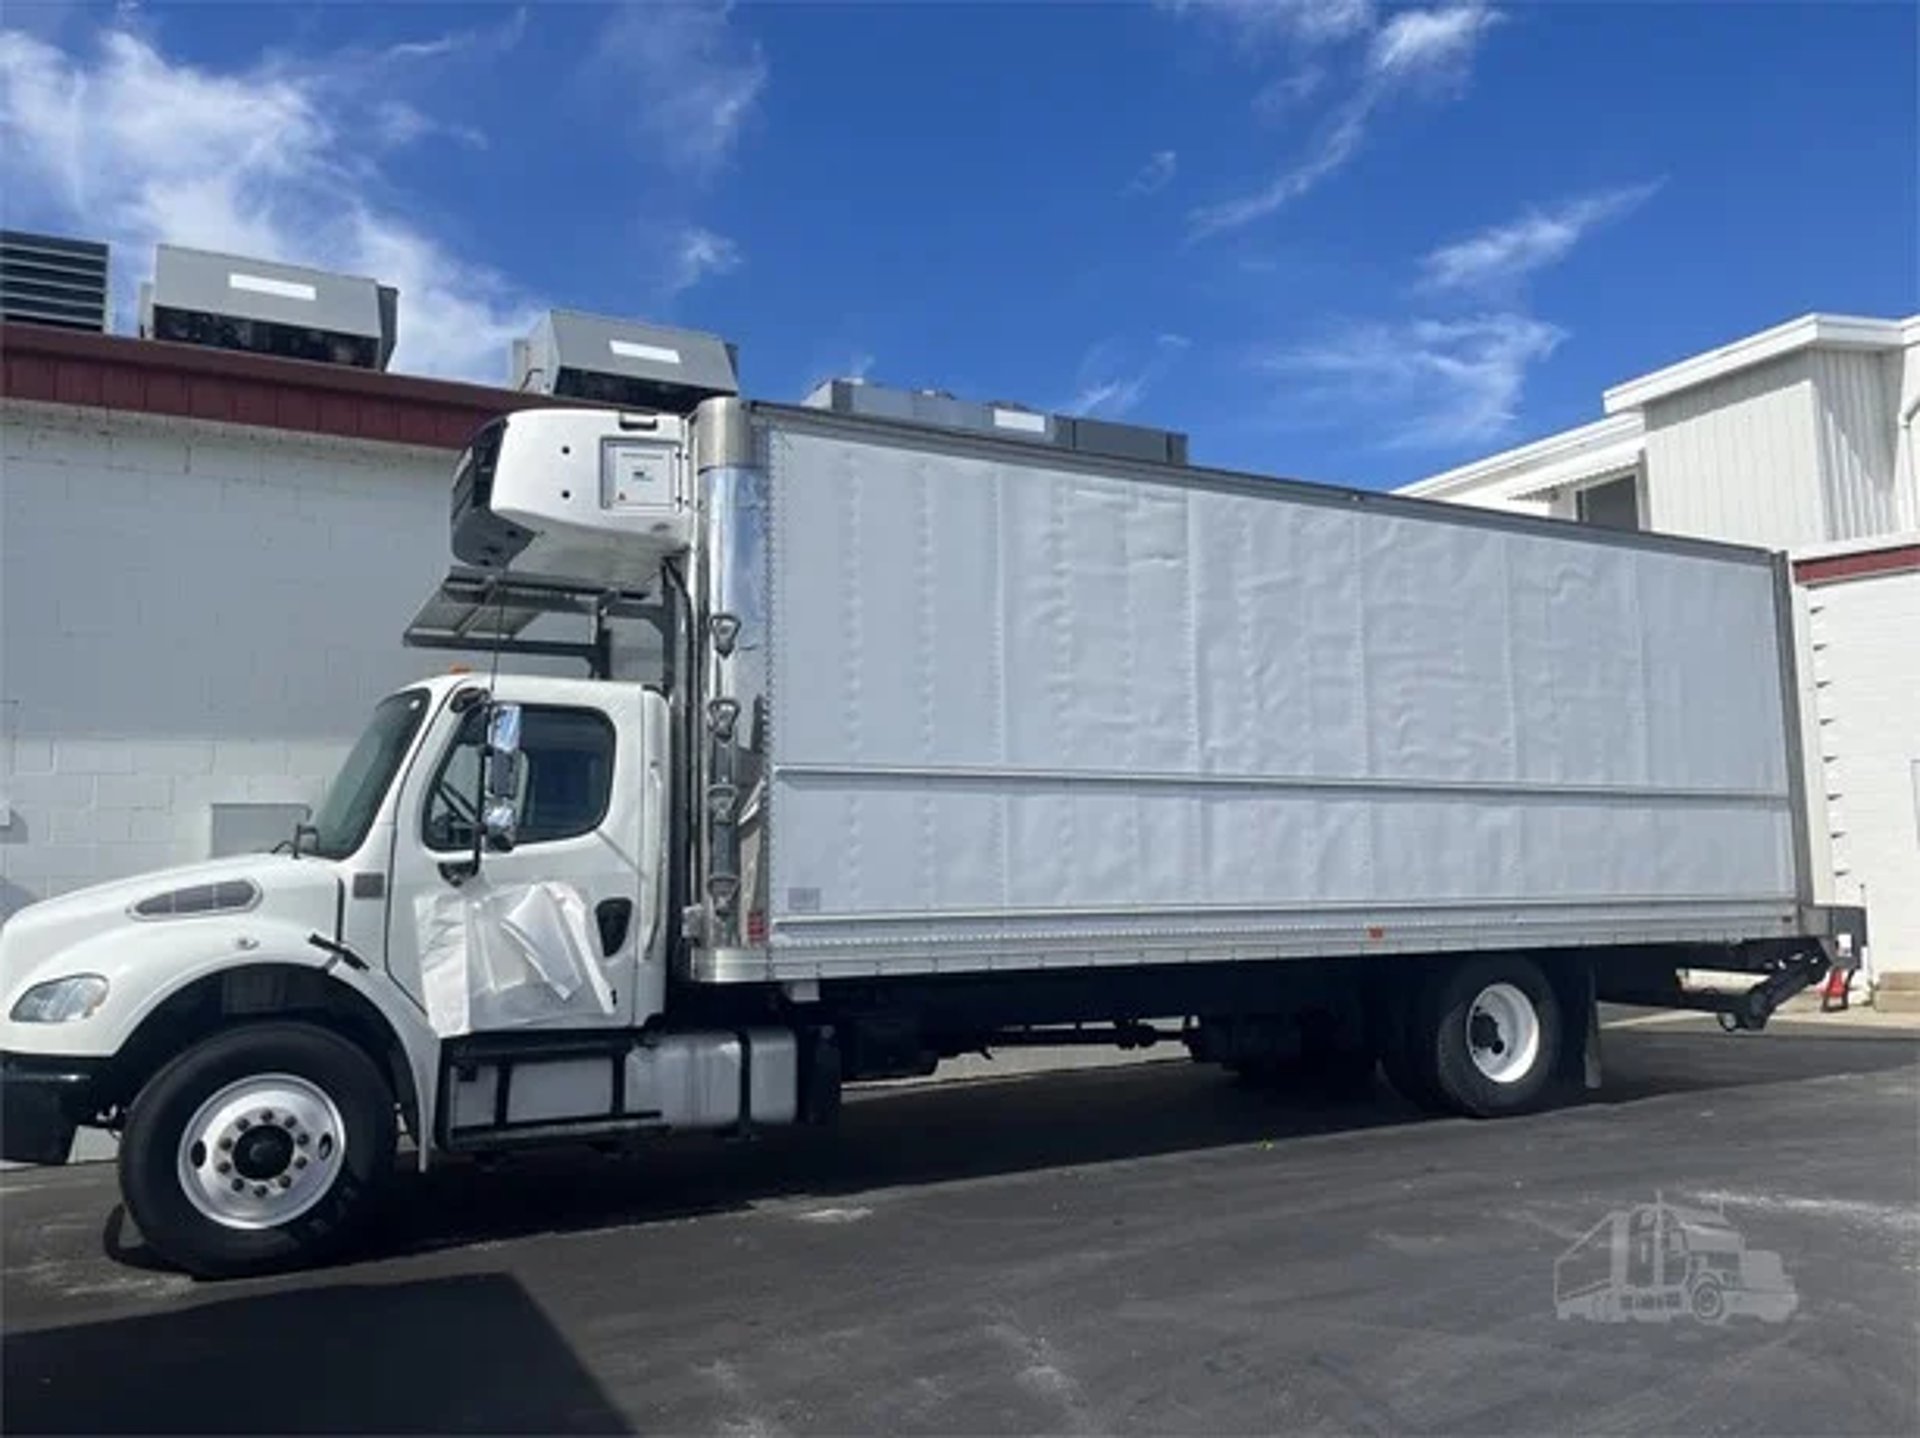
0, 855, 345, 1056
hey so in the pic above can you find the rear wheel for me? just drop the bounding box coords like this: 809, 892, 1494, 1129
1420, 956, 1562, 1117
119, 1022, 396, 1278
1380, 977, 1448, 1112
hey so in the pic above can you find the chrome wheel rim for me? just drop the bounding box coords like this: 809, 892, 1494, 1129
176, 1073, 345, 1230
1466, 982, 1540, 1085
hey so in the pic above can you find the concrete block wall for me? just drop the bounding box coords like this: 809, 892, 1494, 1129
0, 400, 477, 916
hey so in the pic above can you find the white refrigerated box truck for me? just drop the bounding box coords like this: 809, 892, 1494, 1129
0, 363, 1864, 1275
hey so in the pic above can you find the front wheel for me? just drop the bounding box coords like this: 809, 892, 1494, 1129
1689, 1276, 1728, 1325
119, 1022, 396, 1278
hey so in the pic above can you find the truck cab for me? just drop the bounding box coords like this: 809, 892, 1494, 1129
0, 401, 813, 1276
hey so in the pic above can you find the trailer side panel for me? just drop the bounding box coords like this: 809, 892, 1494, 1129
698, 414, 1799, 981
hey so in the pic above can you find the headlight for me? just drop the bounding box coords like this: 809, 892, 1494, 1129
9, 974, 111, 1024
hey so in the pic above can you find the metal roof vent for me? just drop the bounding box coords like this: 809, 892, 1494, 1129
512, 310, 739, 413
0, 230, 110, 333
802, 378, 1189, 466
138, 244, 397, 370
803, 378, 1062, 443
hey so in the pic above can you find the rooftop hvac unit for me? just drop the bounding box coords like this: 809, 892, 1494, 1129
512, 310, 739, 413
802, 378, 1189, 467
0, 230, 110, 333
138, 244, 398, 370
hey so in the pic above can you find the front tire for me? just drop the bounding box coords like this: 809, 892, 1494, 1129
1689, 1276, 1728, 1325
119, 1022, 396, 1278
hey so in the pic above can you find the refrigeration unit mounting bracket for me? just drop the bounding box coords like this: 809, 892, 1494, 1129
402, 567, 665, 678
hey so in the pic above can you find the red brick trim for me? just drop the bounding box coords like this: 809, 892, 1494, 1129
1794, 544, 1920, 587
2, 321, 567, 451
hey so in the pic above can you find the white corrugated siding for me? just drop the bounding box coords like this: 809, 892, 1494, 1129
1642, 354, 1825, 548
1811, 349, 1904, 539
1804, 566, 1920, 976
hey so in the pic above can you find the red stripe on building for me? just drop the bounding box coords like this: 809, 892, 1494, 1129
2, 321, 570, 451
1794, 544, 1920, 586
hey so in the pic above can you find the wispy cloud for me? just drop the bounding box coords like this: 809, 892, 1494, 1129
1126, 149, 1179, 197
1263, 313, 1563, 446
1419, 182, 1663, 294
1190, 105, 1369, 237
1254, 65, 1326, 116
378, 8, 527, 65
666, 225, 743, 297
371, 98, 486, 152
0, 26, 539, 380
1366, 3, 1500, 84
1165, 0, 1376, 49
1186, 5, 1503, 238
1065, 334, 1191, 419
596, 1, 767, 179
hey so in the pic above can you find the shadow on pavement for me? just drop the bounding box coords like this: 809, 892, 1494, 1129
1586, 1023, 1918, 1105
2, 1272, 631, 1435
337, 1023, 1917, 1264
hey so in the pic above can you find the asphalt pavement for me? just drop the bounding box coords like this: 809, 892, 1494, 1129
2, 1015, 1916, 1435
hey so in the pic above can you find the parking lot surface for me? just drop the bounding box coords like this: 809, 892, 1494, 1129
3, 1017, 1916, 1435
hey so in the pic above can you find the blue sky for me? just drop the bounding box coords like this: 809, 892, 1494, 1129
2, 2, 1914, 488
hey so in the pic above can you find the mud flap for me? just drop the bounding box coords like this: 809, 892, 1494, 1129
1549, 958, 1602, 1091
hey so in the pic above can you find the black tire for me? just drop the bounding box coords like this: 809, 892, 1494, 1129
1380, 978, 1448, 1112
1690, 1276, 1728, 1325
1301, 1030, 1379, 1097
119, 1022, 396, 1278
1418, 955, 1562, 1117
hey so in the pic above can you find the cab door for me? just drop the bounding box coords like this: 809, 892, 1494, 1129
382, 679, 650, 1036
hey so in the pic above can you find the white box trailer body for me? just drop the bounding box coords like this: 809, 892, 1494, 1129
697, 402, 1809, 983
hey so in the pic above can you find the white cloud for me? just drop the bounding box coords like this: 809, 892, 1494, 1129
666, 225, 742, 297
1166, 0, 1376, 49
1126, 149, 1179, 196
1186, 4, 1503, 238
0, 26, 539, 381
1419, 182, 1662, 293
1254, 65, 1326, 116
1189, 102, 1368, 237
371, 98, 486, 151
596, 1, 767, 178
1367, 3, 1500, 83
1065, 334, 1190, 419
378, 9, 527, 65
1263, 313, 1562, 446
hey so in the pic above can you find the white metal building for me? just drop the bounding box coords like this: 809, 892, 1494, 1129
1401, 312, 1920, 1001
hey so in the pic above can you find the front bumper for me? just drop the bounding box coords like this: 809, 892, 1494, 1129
1, 1053, 110, 1164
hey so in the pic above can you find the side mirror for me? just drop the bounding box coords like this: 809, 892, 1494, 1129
482, 703, 523, 852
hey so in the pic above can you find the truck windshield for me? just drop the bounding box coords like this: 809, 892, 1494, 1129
306, 689, 431, 860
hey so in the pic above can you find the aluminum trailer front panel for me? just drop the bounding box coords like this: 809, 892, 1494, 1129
691, 403, 1803, 983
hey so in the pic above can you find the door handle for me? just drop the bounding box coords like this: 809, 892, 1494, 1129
595, 898, 634, 956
